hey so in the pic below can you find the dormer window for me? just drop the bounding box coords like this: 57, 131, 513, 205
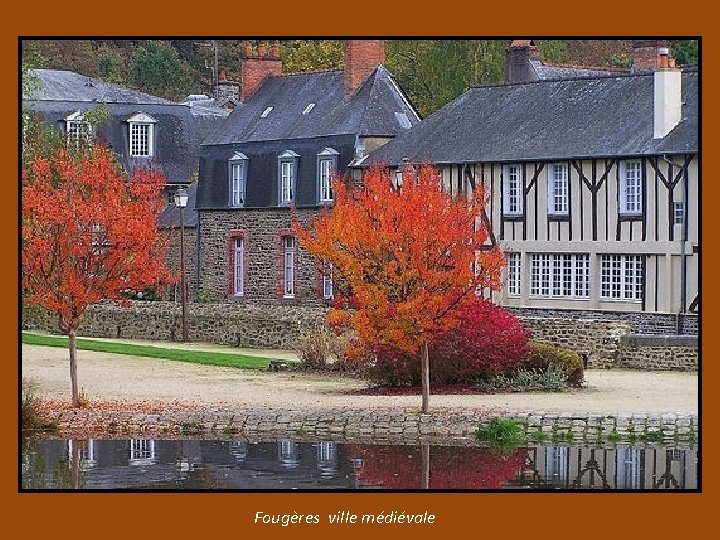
65, 111, 92, 149
228, 151, 248, 207
127, 112, 157, 158
317, 148, 339, 204
278, 150, 299, 206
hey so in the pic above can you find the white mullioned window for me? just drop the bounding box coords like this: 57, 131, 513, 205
620, 160, 643, 214
547, 163, 569, 215
284, 236, 296, 298
128, 113, 156, 158
530, 253, 590, 299
600, 255, 643, 301
228, 152, 248, 207
317, 148, 338, 203
507, 252, 521, 297
278, 150, 298, 205
323, 265, 334, 299
129, 439, 156, 465
503, 164, 523, 215
234, 237, 244, 297
65, 112, 92, 149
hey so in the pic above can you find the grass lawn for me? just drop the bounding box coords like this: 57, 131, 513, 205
21, 332, 288, 370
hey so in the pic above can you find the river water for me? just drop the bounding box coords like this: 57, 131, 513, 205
21, 438, 698, 490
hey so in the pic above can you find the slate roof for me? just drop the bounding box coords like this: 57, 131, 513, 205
530, 60, 627, 80
367, 70, 698, 167
202, 65, 419, 145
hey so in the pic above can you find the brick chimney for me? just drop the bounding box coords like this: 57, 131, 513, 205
632, 39, 672, 72
344, 40, 385, 98
504, 39, 540, 84
654, 48, 682, 139
241, 41, 282, 100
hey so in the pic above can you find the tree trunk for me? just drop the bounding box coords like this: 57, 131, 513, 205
421, 442, 430, 489
68, 328, 79, 407
421, 341, 430, 413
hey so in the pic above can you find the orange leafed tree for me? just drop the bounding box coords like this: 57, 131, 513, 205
294, 163, 505, 412
22, 145, 174, 406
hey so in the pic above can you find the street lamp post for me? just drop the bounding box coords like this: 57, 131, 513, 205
174, 187, 189, 342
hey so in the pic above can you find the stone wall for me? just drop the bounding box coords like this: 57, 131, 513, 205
508, 306, 698, 335
46, 406, 699, 445
59, 301, 327, 349
198, 208, 327, 304
617, 335, 698, 371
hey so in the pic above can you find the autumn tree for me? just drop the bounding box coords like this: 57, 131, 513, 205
22, 145, 173, 406
294, 164, 505, 412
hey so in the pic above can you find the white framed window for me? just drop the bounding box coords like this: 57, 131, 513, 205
127, 113, 157, 158
323, 265, 334, 300
278, 150, 298, 205
65, 111, 92, 149
619, 160, 643, 215
228, 152, 248, 207
317, 148, 338, 203
547, 163, 569, 215
507, 252, 521, 297
600, 255, 643, 301
129, 439, 156, 465
279, 440, 299, 469
674, 201, 685, 225
283, 236, 296, 298
503, 164, 523, 216
530, 253, 590, 299
234, 237, 244, 297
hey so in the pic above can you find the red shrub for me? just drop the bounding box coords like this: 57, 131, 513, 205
347, 298, 531, 386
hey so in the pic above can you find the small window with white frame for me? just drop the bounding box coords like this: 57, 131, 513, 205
65, 111, 92, 149
317, 148, 339, 204
283, 235, 296, 298
619, 160, 643, 215
233, 236, 244, 297
322, 263, 334, 300
503, 164, 524, 216
278, 150, 299, 206
674, 201, 685, 225
228, 151, 248, 207
507, 252, 521, 297
127, 112, 157, 158
547, 163, 569, 216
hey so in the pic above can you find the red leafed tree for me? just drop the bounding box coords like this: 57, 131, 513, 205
294, 163, 505, 412
22, 145, 174, 406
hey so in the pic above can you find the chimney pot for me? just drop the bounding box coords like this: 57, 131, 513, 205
258, 43, 267, 57
271, 43, 280, 58
243, 42, 253, 58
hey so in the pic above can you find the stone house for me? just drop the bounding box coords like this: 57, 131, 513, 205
195, 40, 420, 304
367, 40, 699, 334
24, 68, 228, 300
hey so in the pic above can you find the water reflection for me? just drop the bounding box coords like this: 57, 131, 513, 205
21, 438, 698, 491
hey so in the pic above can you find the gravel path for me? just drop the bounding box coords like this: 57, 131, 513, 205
21, 344, 699, 414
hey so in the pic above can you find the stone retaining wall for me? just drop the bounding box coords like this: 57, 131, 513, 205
617, 335, 698, 371
46, 407, 698, 445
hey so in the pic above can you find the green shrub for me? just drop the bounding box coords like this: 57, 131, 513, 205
475, 418, 527, 450
523, 342, 584, 387
476, 365, 568, 392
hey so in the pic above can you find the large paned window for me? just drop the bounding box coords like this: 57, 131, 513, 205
127, 113, 157, 158
283, 236, 296, 298
530, 253, 590, 299
600, 255, 643, 301
503, 164, 523, 216
507, 252, 521, 297
278, 150, 298, 206
547, 163, 569, 216
619, 160, 643, 215
317, 148, 338, 203
228, 152, 248, 207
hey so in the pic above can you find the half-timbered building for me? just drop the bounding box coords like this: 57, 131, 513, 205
367, 43, 698, 330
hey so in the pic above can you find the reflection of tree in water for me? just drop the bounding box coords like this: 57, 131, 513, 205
350, 444, 525, 489
22, 438, 86, 489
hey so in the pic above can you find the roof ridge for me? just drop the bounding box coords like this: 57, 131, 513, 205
278, 68, 342, 77
540, 61, 629, 73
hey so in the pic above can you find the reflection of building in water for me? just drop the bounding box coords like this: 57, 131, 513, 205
316, 442, 338, 479
129, 439, 156, 466
278, 440, 299, 469
512, 445, 698, 490
67, 439, 96, 469
230, 441, 248, 462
